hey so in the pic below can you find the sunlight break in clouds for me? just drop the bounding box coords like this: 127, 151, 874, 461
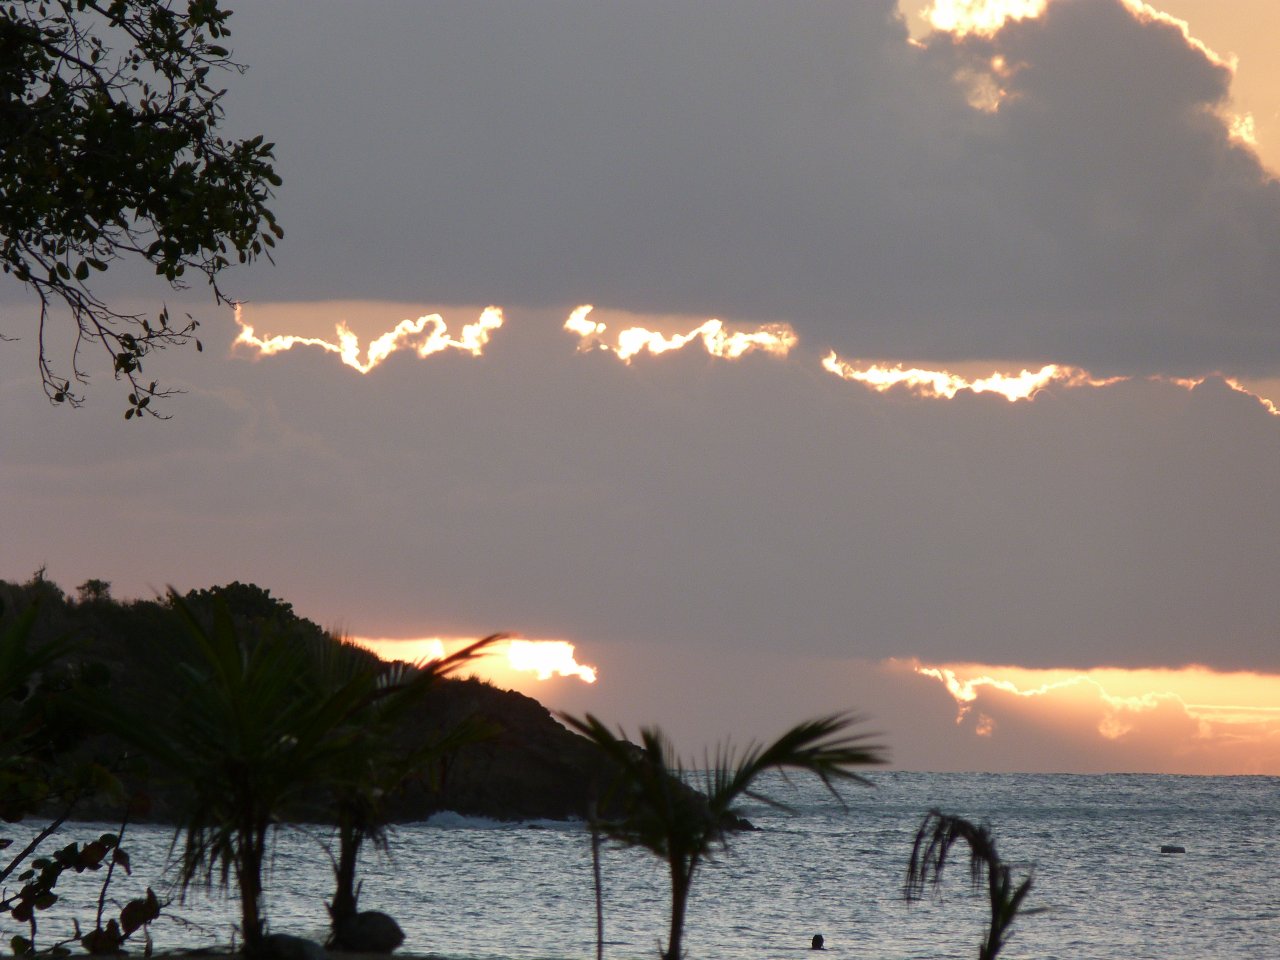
921, 0, 1049, 38
822, 354, 1121, 401
506, 640, 598, 683
916, 1, 1254, 141
230, 300, 1280, 414
921, 0, 1226, 68
1170, 375, 1280, 415
564, 304, 797, 362
907, 660, 1280, 773
823, 353, 1280, 413
233, 304, 504, 373
352, 636, 597, 685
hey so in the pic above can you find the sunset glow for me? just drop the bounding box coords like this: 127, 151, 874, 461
922, 0, 1048, 37
1181, 375, 1280, 415
232, 304, 504, 372
352, 635, 598, 687
1119, 1, 1233, 69
905, 659, 1280, 773
920, 0, 1224, 68
821, 353, 1280, 413
506, 639, 597, 683
821, 354, 1121, 401
564, 304, 797, 362
229, 300, 1280, 418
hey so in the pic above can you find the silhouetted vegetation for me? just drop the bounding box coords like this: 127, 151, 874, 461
4, 571, 1048, 960
2, 0, 282, 413
0, 589, 161, 955
0, 573, 629, 952
905, 809, 1037, 960
564, 712, 887, 960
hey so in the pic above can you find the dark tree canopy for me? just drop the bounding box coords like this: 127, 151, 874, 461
0, 0, 282, 416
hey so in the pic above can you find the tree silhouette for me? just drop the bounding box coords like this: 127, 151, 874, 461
905, 810, 1037, 960
104, 596, 375, 953
563, 712, 886, 960
1, 0, 282, 414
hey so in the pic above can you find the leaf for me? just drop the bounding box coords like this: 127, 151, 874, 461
81, 920, 123, 955
120, 890, 160, 934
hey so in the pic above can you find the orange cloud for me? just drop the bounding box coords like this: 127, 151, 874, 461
921, 1, 1049, 38
232, 304, 504, 373
822, 352, 1280, 414
821, 354, 1121, 401
228, 300, 1280, 417
564, 305, 797, 362
901, 659, 1280, 773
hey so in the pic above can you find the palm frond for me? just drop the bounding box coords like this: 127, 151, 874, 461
563, 710, 887, 960
904, 809, 1035, 960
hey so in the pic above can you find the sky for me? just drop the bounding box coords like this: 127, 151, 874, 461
4, 0, 1280, 774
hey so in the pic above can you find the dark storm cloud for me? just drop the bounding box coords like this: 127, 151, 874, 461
213, 0, 1280, 375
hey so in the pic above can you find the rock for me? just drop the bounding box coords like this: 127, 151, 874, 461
1160, 844, 1186, 854
261, 934, 326, 960
332, 911, 406, 953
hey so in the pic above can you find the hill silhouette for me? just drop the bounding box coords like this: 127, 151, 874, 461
1, 573, 621, 824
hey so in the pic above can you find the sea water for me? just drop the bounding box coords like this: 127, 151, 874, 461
7, 773, 1279, 959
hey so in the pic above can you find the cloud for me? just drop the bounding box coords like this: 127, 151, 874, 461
7, 301, 1280, 675
201, 0, 1280, 376
906, 659, 1280, 773
7, 0, 1280, 773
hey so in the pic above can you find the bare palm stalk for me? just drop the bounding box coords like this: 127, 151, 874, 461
905, 809, 1036, 960
589, 798, 604, 960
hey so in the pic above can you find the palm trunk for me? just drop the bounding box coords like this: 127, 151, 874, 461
981, 867, 1008, 960
589, 801, 604, 960
329, 818, 364, 939
237, 823, 268, 954
664, 859, 693, 960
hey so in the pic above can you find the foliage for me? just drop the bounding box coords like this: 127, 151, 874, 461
905, 809, 1037, 960
0, 0, 282, 415
0, 603, 159, 955
319, 635, 504, 949
97, 595, 382, 952
7, 830, 161, 957
563, 712, 887, 960
101, 594, 503, 953
73, 579, 111, 605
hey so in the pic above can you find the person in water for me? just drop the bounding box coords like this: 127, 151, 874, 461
811, 934, 825, 950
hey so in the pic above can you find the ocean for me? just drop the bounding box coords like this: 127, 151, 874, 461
8, 773, 1278, 959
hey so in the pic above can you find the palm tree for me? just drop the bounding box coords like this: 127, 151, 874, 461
317, 634, 504, 949
108, 596, 385, 954
562, 712, 886, 960
904, 809, 1036, 960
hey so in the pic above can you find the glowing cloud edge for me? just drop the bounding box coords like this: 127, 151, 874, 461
229, 302, 1280, 415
